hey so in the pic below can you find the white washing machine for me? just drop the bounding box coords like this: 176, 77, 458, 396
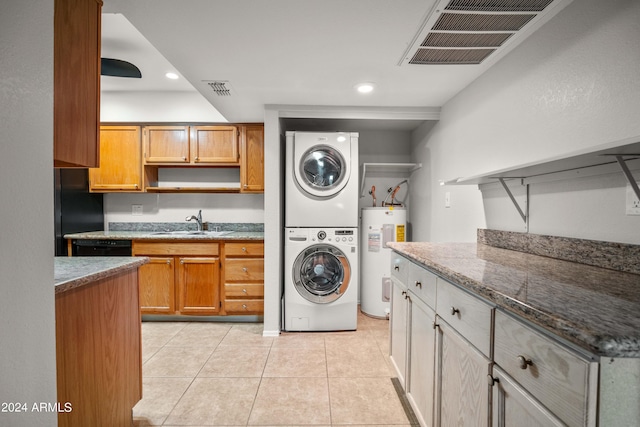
284, 227, 358, 331
285, 131, 359, 227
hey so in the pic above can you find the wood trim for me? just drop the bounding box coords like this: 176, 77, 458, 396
133, 241, 219, 256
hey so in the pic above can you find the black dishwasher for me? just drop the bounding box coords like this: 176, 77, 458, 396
72, 239, 132, 256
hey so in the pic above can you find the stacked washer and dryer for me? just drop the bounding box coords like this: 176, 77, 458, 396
283, 131, 359, 331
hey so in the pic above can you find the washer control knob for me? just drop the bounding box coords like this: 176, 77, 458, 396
317, 231, 326, 240
348, 237, 353, 242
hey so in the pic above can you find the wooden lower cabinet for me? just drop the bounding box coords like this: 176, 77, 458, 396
435, 318, 491, 426
133, 241, 220, 315
178, 257, 220, 314
222, 242, 264, 315
133, 240, 264, 316
138, 257, 175, 314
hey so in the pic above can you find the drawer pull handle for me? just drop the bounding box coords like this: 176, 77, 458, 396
415, 281, 422, 289
517, 355, 533, 370
394, 265, 399, 271
450, 307, 460, 316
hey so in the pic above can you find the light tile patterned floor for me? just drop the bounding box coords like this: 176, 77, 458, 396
133, 310, 413, 426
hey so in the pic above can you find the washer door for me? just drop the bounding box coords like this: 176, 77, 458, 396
294, 145, 349, 198
292, 244, 351, 304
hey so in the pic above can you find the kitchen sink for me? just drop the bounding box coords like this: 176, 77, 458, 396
150, 230, 233, 236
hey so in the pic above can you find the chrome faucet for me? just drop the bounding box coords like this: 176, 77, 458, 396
186, 210, 203, 231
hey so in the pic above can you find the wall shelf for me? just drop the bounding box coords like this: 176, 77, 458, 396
360, 162, 421, 197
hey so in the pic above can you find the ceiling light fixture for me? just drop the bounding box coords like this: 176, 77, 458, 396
355, 82, 375, 94
165, 72, 179, 80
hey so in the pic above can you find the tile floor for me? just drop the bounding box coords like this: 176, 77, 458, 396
133, 309, 414, 426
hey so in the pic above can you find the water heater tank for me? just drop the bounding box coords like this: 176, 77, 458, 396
360, 207, 407, 318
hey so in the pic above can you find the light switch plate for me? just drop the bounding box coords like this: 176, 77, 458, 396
132, 204, 143, 216
445, 192, 451, 208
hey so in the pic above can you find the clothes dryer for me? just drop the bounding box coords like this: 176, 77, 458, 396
285, 131, 359, 227
284, 227, 358, 331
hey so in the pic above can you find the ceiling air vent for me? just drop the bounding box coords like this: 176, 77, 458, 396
205, 81, 233, 96
399, 0, 572, 65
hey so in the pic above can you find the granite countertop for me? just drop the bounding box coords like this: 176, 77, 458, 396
387, 242, 640, 358
64, 230, 264, 241
55, 256, 149, 294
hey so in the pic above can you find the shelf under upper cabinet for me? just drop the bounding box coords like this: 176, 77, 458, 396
145, 187, 241, 193
360, 162, 422, 196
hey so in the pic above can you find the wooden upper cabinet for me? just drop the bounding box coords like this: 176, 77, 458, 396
191, 126, 239, 164
89, 126, 142, 192
240, 125, 264, 193
53, 0, 102, 168
143, 126, 190, 163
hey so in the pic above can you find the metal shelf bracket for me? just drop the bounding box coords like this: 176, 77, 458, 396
498, 178, 528, 226
615, 155, 640, 201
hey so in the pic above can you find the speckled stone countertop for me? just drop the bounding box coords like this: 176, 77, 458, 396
387, 242, 640, 358
64, 230, 264, 241
55, 256, 149, 294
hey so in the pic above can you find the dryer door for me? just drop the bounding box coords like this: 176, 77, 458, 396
294, 145, 350, 198
292, 244, 351, 304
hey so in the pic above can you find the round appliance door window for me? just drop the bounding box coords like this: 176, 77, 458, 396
296, 145, 349, 197
292, 244, 351, 304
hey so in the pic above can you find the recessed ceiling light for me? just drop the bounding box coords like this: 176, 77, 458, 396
355, 82, 375, 94
165, 72, 179, 80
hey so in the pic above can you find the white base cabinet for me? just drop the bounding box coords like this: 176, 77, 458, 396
408, 295, 436, 427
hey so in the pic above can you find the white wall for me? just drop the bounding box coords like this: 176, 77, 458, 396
101, 91, 226, 122
0, 1, 58, 425
410, 0, 640, 244
104, 192, 264, 225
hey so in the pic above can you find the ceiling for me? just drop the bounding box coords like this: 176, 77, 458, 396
101, 0, 572, 124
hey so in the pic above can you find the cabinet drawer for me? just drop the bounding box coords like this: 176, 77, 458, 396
407, 262, 437, 308
225, 299, 264, 314
225, 259, 264, 281
436, 279, 493, 357
224, 283, 264, 298
391, 254, 409, 285
494, 310, 596, 427
225, 242, 264, 257
133, 241, 219, 256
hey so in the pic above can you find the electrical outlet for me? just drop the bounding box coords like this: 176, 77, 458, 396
132, 204, 143, 216
626, 183, 640, 215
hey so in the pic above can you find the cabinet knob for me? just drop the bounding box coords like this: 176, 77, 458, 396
195, 156, 199, 161
401, 291, 407, 296
166, 260, 171, 265
242, 288, 247, 293
242, 267, 248, 272
450, 307, 460, 316
487, 375, 499, 386
242, 304, 247, 309
517, 355, 533, 370
242, 247, 247, 252
180, 260, 184, 264
394, 265, 400, 271
243, 184, 248, 189
182, 156, 187, 161
415, 281, 422, 289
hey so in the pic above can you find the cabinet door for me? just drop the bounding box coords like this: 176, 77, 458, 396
89, 126, 142, 192
144, 126, 190, 163
240, 125, 264, 192
138, 257, 175, 314
191, 126, 239, 164
177, 257, 220, 315
436, 318, 491, 426
407, 294, 436, 427
492, 366, 565, 427
54, 0, 101, 168
390, 280, 409, 389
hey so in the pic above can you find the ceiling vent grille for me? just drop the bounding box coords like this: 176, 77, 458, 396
400, 0, 571, 65
445, 0, 554, 12
205, 81, 232, 96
